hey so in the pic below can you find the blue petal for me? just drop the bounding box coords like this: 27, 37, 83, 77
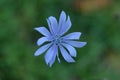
59, 11, 66, 28
37, 37, 51, 46
60, 16, 72, 35
62, 32, 81, 40
47, 19, 53, 34
57, 53, 60, 63
49, 45, 58, 67
47, 16, 58, 34
62, 43, 77, 57
65, 41, 87, 48
34, 27, 51, 37
34, 43, 52, 56
59, 45, 75, 62
44, 44, 57, 65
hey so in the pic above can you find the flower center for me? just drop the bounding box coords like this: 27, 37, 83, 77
53, 35, 62, 45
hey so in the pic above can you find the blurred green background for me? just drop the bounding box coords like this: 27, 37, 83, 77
0, 0, 120, 80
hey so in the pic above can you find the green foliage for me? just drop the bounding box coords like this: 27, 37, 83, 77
0, 0, 120, 80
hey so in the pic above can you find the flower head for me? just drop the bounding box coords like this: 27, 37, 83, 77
34, 11, 87, 67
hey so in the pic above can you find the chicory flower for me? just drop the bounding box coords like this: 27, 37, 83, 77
34, 11, 87, 67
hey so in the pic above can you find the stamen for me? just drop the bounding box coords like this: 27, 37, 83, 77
52, 35, 62, 45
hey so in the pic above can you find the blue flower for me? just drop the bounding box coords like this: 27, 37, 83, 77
34, 11, 87, 67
